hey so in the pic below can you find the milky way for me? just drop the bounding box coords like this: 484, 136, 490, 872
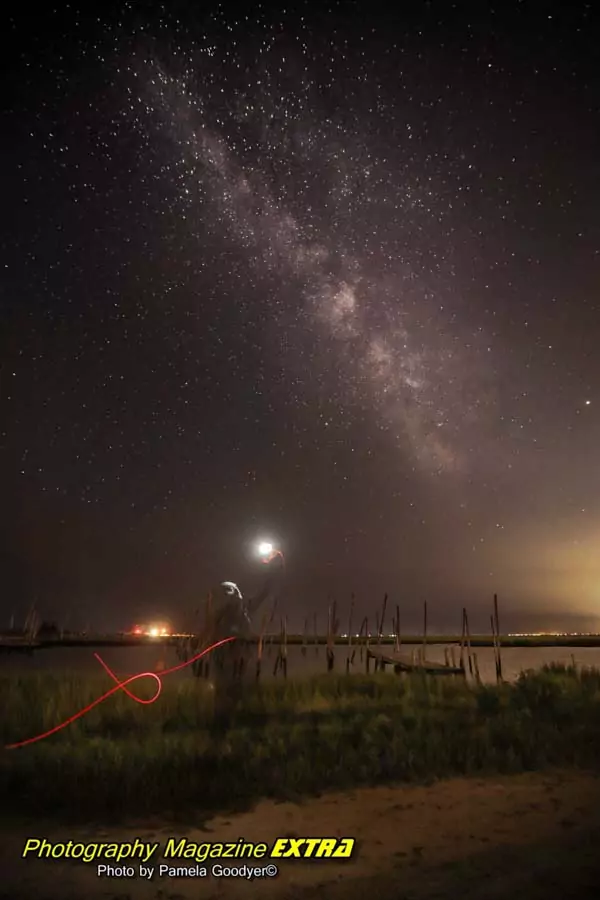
124, 51, 499, 476
2, 6, 599, 626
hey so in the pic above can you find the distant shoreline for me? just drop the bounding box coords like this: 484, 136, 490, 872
4, 632, 600, 650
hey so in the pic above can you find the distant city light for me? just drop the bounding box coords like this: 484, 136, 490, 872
507, 631, 591, 637
130, 623, 170, 637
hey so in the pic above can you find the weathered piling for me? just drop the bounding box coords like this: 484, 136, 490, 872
490, 614, 499, 682
493, 593, 503, 681
265, 600, 278, 658
282, 616, 288, 678
377, 593, 388, 670
349, 616, 367, 670
273, 616, 288, 678
359, 616, 367, 663
326, 599, 339, 672
463, 608, 474, 678
301, 616, 308, 658
24, 602, 40, 647
345, 594, 355, 674
256, 626, 264, 681
256, 602, 274, 681
421, 600, 428, 670
379, 593, 388, 642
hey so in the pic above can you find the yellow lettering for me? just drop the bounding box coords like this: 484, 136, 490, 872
164, 838, 187, 858
333, 838, 355, 858
270, 838, 288, 857
315, 839, 337, 858
22, 839, 40, 858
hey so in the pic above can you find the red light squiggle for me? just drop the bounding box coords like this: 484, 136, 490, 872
4, 636, 236, 750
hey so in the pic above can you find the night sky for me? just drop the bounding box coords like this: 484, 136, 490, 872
2, 3, 599, 633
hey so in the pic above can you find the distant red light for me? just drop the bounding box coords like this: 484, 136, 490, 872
129, 623, 171, 636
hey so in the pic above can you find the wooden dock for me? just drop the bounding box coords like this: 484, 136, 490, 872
367, 647, 465, 676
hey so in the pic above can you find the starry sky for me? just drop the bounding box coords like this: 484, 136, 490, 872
1, 3, 599, 633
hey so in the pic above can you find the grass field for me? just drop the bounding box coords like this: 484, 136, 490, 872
2, 663, 600, 823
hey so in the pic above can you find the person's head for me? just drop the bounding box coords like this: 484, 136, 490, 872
208, 581, 251, 637
216, 581, 243, 603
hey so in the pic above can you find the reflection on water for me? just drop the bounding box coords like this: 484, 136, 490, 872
2, 643, 600, 685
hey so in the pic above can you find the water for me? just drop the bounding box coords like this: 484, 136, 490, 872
1, 642, 599, 684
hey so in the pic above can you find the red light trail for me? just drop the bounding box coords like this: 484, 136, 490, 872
4, 636, 236, 750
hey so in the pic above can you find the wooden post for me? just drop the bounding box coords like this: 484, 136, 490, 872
373, 605, 380, 670
346, 594, 355, 674
379, 593, 388, 643
314, 613, 319, 656
256, 608, 270, 680
490, 614, 499, 682
273, 616, 283, 676
301, 617, 308, 658
351, 616, 367, 669
256, 628, 263, 681
365, 617, 370, 673
266, 599, 278, 657
326, 600, 332, 671
395, 604, 401, 653
282, 615, 288, 679
464, 608, 473, 677
326, 598, 338, 672
493, 593, 503, 682
333, 601, 339, 647
358, 616, 364, 663
422, 600, 428, 668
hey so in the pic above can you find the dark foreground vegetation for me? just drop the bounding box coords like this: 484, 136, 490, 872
2, 664, 600, 823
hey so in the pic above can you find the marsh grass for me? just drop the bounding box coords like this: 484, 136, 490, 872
2, 663, 600, 822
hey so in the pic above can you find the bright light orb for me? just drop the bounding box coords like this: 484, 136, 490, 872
257, 541, 274, 558
148, 627, 160, 637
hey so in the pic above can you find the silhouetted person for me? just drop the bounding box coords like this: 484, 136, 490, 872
206, 560, 280, 727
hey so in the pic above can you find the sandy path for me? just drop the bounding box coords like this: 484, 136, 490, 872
2, 770, 600, 899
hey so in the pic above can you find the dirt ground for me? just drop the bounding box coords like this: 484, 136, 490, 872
2, 770, 600, 900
